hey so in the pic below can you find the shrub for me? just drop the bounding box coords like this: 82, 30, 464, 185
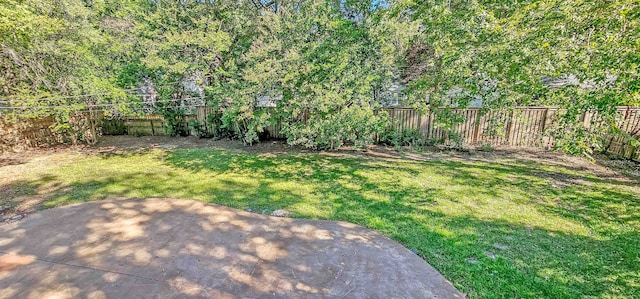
380, 127, 428, 148
188, 119, 208, 138
161, 109, 188, 137
284, 107, 388, 150
478, 142, 494, 152
216, 106, 272, 145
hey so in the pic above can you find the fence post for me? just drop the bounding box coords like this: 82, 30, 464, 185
473, 112, 481, 144
505, 109, 516, 145
583, 111, 592, 129
541, 108, 553, 147
540, 108, 549, 132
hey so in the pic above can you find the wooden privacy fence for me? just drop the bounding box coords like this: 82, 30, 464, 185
382, 107, 640, 160
0, 111, 103, 151
605, 107, 640, 161
0, 116, 62, 151
4, 106, 639, 161
195, 106, 560, 145
104, 106, 640, 160
384, 107, 555, 147
102, 114, 196, 136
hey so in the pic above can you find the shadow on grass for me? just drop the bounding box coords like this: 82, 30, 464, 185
163, 149, 640, 298
2, 147, 638, 298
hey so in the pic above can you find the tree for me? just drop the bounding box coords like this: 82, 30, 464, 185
222, 0, 417, 148
1, 0, 637, 154
401, 0, 640, 155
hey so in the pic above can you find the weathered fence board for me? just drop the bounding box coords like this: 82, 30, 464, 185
605, 107, 640, 161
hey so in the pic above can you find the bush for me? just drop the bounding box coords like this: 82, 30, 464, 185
188, 119, 207, 138
284, 107, 388, 150
51, 111, 101, 145
162, 109, 188, 136
102, 119, 127, 135
215, 106, 272, 145
478, 142, 494, 152
380, 127, 428, 148
199, 112, 231, 139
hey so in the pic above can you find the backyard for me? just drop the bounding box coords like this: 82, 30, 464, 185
1, 136, 639, 298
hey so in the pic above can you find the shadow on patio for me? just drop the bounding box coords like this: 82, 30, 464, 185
0, 198, 463, 298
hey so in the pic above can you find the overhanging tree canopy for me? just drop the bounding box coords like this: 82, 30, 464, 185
0, 0, 638, 153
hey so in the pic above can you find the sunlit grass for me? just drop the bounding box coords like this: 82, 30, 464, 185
2, 147, 639, 298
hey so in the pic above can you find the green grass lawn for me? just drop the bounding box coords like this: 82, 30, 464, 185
2, 146, 639, 298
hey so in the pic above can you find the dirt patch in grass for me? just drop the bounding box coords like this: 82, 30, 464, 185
95, 135, 215, 149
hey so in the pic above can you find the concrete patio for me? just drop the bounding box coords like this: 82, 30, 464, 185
0, 198, 464, 298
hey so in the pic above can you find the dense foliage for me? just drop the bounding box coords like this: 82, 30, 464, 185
1, 0, 638, 152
